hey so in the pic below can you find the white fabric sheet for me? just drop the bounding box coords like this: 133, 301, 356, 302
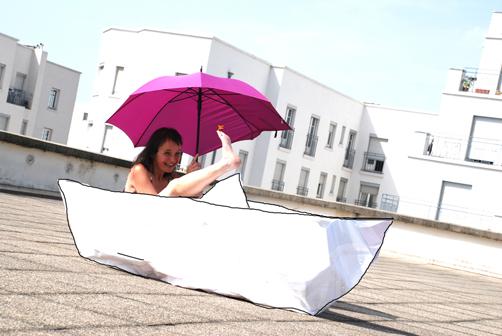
58, 174, 392, 315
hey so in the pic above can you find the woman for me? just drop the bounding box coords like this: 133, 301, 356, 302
124, 127, 241, 197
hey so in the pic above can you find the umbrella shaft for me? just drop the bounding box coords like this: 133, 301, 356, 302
196, 87, 202, 159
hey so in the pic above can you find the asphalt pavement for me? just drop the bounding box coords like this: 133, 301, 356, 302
1, 190, 501, 335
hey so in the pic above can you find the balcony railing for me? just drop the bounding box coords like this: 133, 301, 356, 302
271, 180, 285, 191
424, 133, 502, 166
7, 87, 32, 108
343, 148, 356, 169
336, 196, 347, 203
380, 193, 495, 230
304, 133, 318, 157
460, 68, 502, 95
296, 186, 308, 196
354, 199, 378, 208
279, 129, 294, 150
362, 152, 385, 173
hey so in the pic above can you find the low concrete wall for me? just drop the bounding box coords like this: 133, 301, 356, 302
0, 131, 132, 195
244, 186, 502, 278
1, 130, 501, 278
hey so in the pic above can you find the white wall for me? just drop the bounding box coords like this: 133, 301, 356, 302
268, 67, 364, 199
79, 28, 216, 160
0, 137, 129, 192
0, 33, 80, 144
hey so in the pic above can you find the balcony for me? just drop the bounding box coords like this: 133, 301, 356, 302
423, 133, 502, 166
362, 152, 385, 173
271, 180, 285, 191
459, 68, 502, 95
354, 199, 378, 208
336, 196, 347, 203
380, 193, 494, 229
279, 129, 294, 150
7, 87, 32, 109
304, 133, 318, 157
343, 148, 356, 169
296, 186, 308, 196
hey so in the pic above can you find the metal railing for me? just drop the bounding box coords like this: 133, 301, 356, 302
296, 186, 308, 196
304, 133, 318, 157
424, 133, 502, 166
354, 199, 378, 208
343, 148, 356, 169
7, 87, 32, 108
271, 180, 285, 191
380, 193, 495, 230
279, 129, 294, 150
362, 152, 385, 173
460, 67, 502, 95
336, 196, 347, 203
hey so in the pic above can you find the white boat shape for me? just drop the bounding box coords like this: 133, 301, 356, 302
58, 174, 392, 315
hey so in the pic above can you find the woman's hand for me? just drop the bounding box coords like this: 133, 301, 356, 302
186, 154, 202, 174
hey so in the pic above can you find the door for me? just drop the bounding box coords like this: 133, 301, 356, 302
437, 181, 472, 223
466, 116, 502, 164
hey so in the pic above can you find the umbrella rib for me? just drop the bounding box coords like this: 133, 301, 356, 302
135, 88, 196, 146
108, 92, 146, 120
206, 88, 260, 136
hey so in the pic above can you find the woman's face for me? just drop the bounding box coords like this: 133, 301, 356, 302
154, 139, 182, 174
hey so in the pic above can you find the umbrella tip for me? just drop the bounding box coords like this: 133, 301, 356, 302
200, 66, 203, 72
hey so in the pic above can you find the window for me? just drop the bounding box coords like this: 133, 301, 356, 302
305, 116, 319, 156
466, 116, 502, 165
329, 175, 336, 195
337, 178, 347, 203
42, 128, 52, 141
0, 63, 5, 89
297, 168, 310, 196
326, 123, 336, 148
280, 107, 295, 149
83, 112, 88, 121
94, 63, 105, 96
437, 181, 472, 223
0, 114, 10, 131
272, 161, 286, 191
175, 72, 187, 76
343, 130, 357, 169
210, 150, 217, 165
357, 183, 379, 208
48, 89, 59, 109
339, 126, 346, 145
363, 136, 387, 173
236, 150, 248, 180
20, 120, 28, 135
317, 172, 327, 199
101, 125, 113, 153
14, 73, 26, 90
112, 66, 124, 95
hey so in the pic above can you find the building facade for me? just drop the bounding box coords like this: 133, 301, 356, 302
0, 33, 81, 144
68, 12, 502, 231
347, 12, 502, 231
67, 27, 365, 205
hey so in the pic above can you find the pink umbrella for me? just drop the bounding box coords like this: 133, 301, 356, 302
106, 71, 292, 156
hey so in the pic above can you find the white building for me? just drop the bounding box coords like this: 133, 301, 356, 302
348, 12, 502, 230
69, 12, 502, 231
67, 27, 364, 204
0, 33, 81, 144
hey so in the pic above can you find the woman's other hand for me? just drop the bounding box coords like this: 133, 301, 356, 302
186, 154, 202, 174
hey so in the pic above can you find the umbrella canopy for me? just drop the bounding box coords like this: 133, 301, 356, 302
106, 72, 292, 156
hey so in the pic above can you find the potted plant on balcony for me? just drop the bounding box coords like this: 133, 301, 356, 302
462, 79, 472, 91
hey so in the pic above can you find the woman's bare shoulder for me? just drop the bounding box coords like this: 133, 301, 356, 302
131, 164, 148, 175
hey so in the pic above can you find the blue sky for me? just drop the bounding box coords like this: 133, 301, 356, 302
2, 0, 500, 112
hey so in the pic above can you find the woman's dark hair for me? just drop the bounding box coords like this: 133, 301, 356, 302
133, 128, 183, 179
